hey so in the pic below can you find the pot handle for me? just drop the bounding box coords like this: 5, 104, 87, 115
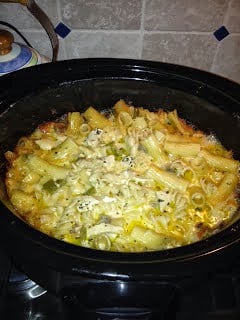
61, 280, 180, 320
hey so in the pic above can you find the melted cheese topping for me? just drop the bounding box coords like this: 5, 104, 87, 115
5, 100, 240, 252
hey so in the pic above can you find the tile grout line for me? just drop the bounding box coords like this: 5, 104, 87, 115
18, 29, 240, 35
56, 0, 62, 21
143, 30, 237, 35
210, 0, 232, 73
56, 0, 67, 60
139, 0, 146, 59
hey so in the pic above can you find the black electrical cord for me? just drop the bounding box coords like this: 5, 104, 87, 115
0, 20, 33, 48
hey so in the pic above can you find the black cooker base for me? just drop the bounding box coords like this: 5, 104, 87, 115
1, 247, 240, 320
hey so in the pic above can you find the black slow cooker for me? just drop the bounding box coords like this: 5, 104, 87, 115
0, 58, 239, 319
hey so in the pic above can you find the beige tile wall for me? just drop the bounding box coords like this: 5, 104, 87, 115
0, 0, 240, 83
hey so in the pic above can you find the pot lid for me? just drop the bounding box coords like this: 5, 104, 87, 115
0, 29, 39, 75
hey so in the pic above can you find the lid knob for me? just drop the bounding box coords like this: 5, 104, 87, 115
0, 29, 14, 55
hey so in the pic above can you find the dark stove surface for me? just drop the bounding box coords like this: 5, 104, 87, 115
1, 248, 240, 320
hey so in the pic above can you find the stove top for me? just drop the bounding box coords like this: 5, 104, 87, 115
1, 248, 240, 320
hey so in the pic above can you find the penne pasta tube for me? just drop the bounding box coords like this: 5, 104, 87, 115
182, 167, 195, 181
10, 190, 37, 214
191, 156, 207, 170
47, 137, 79, 165
83, 107, 112, 129
132, 117, 147, 129
113, 99, 134, 115
79, 123, 91, 135
27, 154, 69, 180
117, 111, 133, 127
188, 186, 205, 207
141, 135, 168, 162
164, 141, 201, 157
66, 112, 84, 135
200, 149, 239, 173
210, 173, 238, 205
131, 226, 164, 250
167, 110, 187, 134
166, 133, 201, 144
93, 234, 111, 251
147, 164, 189, 192
147, 118, 166, 131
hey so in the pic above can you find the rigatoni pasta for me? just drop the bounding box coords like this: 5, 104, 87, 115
200, 149, 239, 173
164, 141, 201, 157
4, 100, 240, 252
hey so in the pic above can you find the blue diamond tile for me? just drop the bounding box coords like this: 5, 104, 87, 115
55, 22, 71, 39
213, 26, 230, 41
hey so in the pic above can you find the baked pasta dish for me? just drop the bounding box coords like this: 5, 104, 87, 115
5, 100, 240, 252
